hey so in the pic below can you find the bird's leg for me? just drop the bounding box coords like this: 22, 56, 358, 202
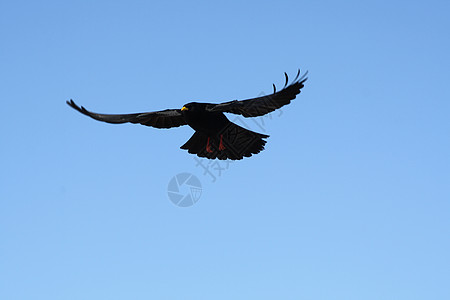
206, 137, 213, 153
219, 134, 226, 150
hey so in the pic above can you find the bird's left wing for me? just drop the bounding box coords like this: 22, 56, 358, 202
67, 100, 187, 129
207, 70, 308, 117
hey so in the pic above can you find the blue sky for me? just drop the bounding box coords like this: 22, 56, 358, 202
1, 0, 449, 299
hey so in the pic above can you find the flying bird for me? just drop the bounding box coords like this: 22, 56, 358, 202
67, 70, 308, 160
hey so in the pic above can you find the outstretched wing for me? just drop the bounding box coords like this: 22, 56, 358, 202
208, 70, 308, 117
66, 99, 187, 129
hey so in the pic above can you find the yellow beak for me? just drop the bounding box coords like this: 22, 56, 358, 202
181, 106, 188, 111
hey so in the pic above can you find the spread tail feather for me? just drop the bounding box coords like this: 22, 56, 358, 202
180, 123, 269, 160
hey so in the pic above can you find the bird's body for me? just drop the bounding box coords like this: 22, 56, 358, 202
67, 70, 308, 160
178, 102, 269, 160
181, 102, 228, 134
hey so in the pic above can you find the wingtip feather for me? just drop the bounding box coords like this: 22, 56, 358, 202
294, 69, 301, 81
300, 70, 309, 82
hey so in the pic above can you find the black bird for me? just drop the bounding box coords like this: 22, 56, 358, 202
67, 70, 308, 160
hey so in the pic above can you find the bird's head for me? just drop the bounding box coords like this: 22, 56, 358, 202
181, 104, 191, 112
181, 102, 204, 113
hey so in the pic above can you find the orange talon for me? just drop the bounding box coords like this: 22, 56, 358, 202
219, 134, 226, 151
206, 137, 213, 153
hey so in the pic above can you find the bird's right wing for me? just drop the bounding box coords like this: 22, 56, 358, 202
207, 70, 308, 117
67, 100, 187, 129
